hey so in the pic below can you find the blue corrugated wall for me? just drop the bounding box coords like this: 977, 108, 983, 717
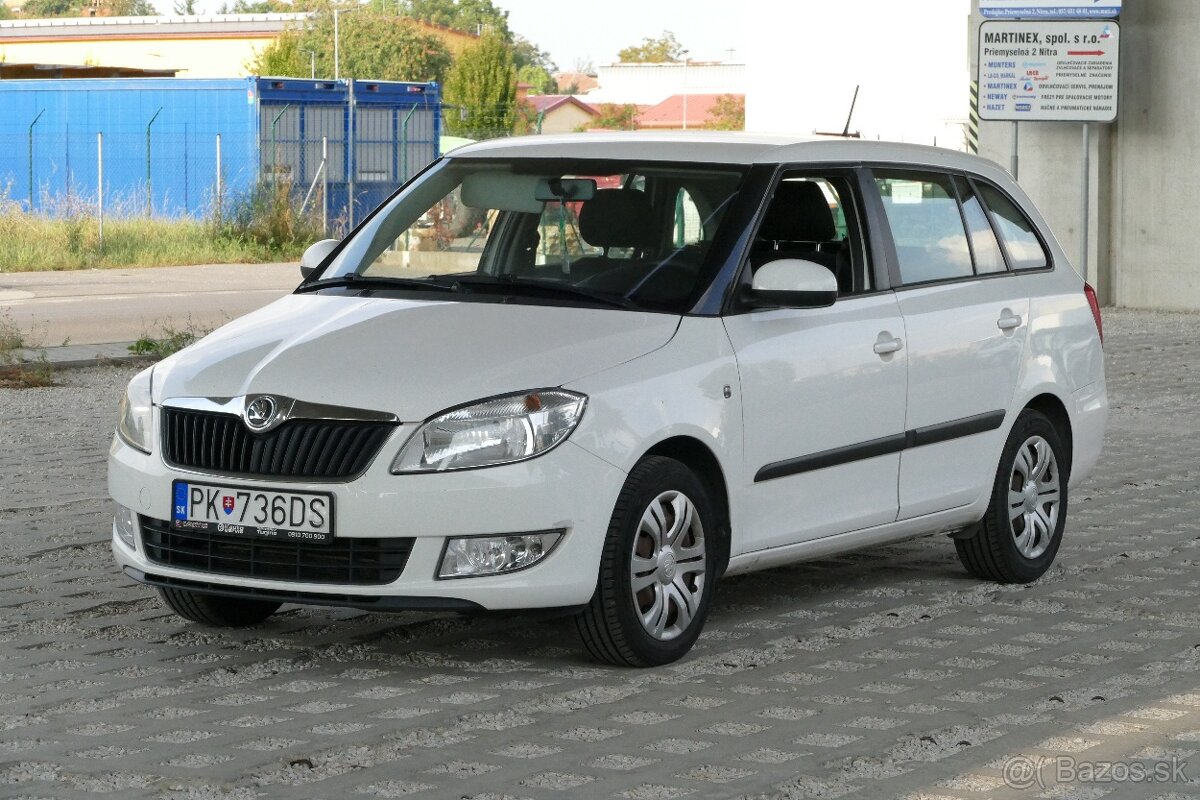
0, 78, 259, 217
0, 77, 441, 224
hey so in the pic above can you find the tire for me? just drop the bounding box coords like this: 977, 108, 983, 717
157, 587, 281, 627
575, 456, 718, 667
955, 409, 1069, 583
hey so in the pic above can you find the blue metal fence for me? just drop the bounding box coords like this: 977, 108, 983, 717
0, 76, 441, 230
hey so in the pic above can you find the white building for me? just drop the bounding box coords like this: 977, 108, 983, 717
581, 61, 745, 106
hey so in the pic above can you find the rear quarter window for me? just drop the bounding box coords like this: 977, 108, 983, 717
977, 183, 1050, 270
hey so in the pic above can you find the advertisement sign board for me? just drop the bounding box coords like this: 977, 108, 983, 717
978, 20, 1119, 122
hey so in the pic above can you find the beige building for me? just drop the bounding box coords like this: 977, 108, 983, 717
526, 95, 597, 134
0, 13, 476, 79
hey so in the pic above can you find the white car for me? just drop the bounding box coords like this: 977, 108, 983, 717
109, 133, 1107, 666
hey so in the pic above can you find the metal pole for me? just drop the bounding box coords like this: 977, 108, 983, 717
348, 81, 356, 229
27, 108, 44, 211
333, 9, 341, 82
1080, 122, 1091, 283
270, 104, 291, 185
97, 132, 104, 251
681, 57, 688, 130
145, 106, 162, 216
310, 50, 316, 80
400, 105, 416, 184
215, 133, 223, 221
321, 135, 328, 237
1010, 120, 1019, 180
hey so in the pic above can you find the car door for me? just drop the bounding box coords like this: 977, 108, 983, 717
867, 169, 1030, 520
723, 172, 908, 554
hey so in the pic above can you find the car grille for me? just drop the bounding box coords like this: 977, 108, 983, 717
140, 516, 414, 586
162, 407, 395, 481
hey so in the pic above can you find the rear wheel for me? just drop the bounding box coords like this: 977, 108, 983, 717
157, 587, 281, 627
575, 456, 717, 667
955, 409, 1068, 583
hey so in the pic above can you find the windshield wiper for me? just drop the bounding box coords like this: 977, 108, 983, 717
447, 275, 637, 310
296, 274, 457, 294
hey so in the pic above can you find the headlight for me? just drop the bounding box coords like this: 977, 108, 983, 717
392, 389, 586, 473
117, 366, 154, 453
438, 531, 564, 579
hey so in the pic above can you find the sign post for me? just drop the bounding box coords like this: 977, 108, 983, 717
977, 17, 1119, 280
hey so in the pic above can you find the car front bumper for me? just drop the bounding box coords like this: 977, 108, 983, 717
108, 431, 627, 610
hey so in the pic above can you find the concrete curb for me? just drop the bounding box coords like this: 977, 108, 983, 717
4, 342, 154, 373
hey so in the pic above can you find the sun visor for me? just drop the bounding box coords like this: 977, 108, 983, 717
460, 171, 545, 214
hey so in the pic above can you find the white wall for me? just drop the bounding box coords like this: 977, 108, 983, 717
745, 0, 970, 146
583, 62, 746, 106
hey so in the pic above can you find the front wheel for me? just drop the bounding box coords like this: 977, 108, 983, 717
955, 409, 1068, 583
157, 587, 281, 627
575, 456, 718, 667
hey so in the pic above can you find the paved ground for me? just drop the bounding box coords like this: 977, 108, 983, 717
1, 309, 1199, 800
0, 263, 298, 347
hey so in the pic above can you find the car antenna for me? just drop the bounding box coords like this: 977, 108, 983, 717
841, 85, 860, 138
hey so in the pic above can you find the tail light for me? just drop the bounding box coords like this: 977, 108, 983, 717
1084, 282, 1103, 346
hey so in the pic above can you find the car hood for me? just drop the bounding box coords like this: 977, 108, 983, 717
153, 294, 680, 421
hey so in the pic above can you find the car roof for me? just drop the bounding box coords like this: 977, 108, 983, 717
446, 131, 1009, 180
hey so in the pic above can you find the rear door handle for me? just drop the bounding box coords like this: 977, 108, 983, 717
873, 336, 903, 356
997, 312, 1023, 331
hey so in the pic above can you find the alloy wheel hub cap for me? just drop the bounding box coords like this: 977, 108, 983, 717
1022, 481, 1039, 512
658, 550, 677, 583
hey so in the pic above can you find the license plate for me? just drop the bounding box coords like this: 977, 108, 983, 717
171, 481, 334, 544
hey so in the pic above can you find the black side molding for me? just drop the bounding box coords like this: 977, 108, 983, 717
125, 567, 486, 614
755, 433, 907, 483
754, 410, 1006, 483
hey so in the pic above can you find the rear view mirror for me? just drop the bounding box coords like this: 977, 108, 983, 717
535, 178, 597, 202
300, 239, 339, 279
745, 259, 838, 309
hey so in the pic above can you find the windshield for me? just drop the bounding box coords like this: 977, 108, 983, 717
318, 158, 747, 313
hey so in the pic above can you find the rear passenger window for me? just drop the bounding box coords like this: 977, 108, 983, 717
977, 183, 1050, 270
873, 172, 972, 284
956, 177, 1007, 275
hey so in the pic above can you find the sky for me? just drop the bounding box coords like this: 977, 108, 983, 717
498, 0, 972, 145
498, 0, 751, 71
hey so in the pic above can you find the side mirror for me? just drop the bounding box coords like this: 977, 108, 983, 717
744, 259, 838, 309
300, 239, 340, 279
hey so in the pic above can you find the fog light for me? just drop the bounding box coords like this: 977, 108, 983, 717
114, 505, 137, 549
438, 531, 563, 579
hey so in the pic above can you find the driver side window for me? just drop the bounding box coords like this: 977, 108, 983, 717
751, 174, 871, 296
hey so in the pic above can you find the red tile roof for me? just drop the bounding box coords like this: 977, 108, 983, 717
526, 94, 598, 116
636, 94, 742, 129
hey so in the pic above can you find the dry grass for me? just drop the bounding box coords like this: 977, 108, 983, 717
0, 182, 326, 272
0, 309, 56, 388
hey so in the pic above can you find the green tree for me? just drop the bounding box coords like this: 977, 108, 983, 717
617, 30, 683, 63
585, 103, 639, 131
400, 0, 510, 38
251, 9, 452, 83
21, 0, 77, 17
511, 34, 555, 72
443, 30, 517, 138
0, 4, 11, 19
108, 0, 158, 14
705, 94, 745, 131
517, 63, 555, 95
173, 0, 197, 12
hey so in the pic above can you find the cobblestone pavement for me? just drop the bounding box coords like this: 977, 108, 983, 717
2, 309, 1199, 800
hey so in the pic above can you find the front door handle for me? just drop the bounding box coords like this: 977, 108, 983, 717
873, 336, 903, 356
997, 309, 1023, 331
